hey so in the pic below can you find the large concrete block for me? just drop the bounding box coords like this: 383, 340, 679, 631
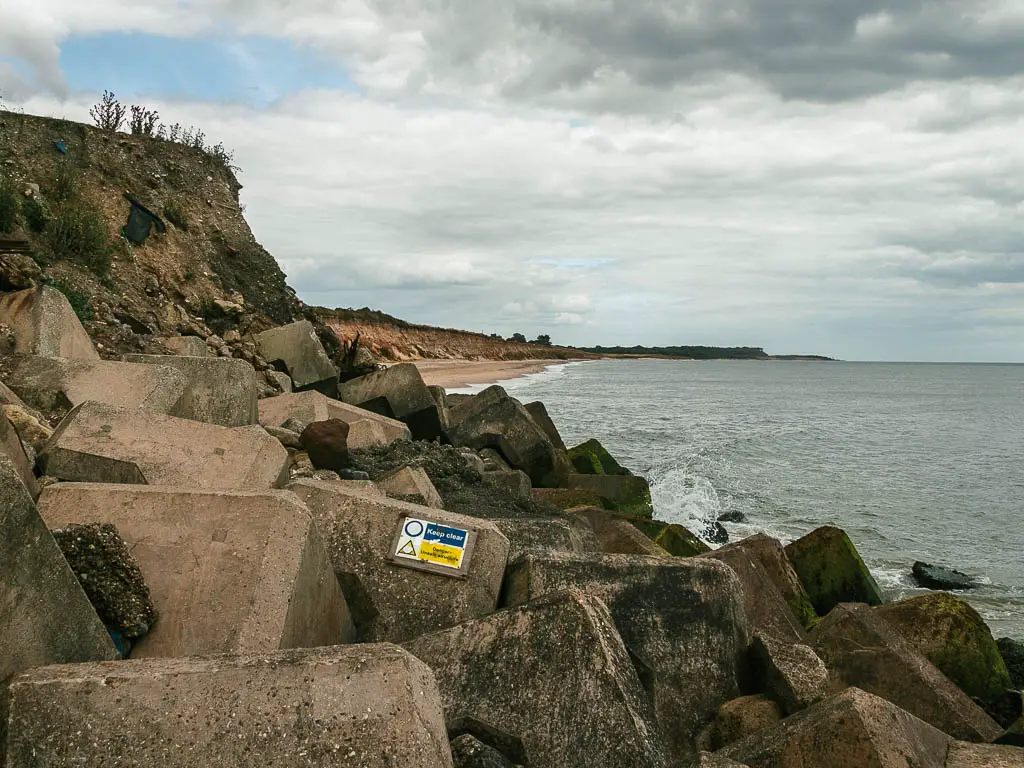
720, 533, 817, 629
253, 320, 338, 395
749, 633, 831, 715
160, 335, 208, 356
380, 465, 444, 508
258, 389, 411, 444
40, 401, 289, 489
4, 645, 453, 768
810, 603, 1003, 742
785, 526, 884, 616
38, 483, 354, 657
0, 286, 98, 360
722, 688, 952, 768
1, 355, 188, 415
0, 456, 117, 754
338, 363, 445, 440
570, 507, 668, 555
947, 742, 1024, 767
288, 478, 510, 643
505, 551, 747, 760
492, 516, 601, 559
524, 400, 566, 450
0, 414, 38, 499
406, 589, 669, 768
124, 354, 258, 427
566, 473, 654, 517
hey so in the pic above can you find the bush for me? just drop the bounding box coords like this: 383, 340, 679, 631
129, 105, 160, 137
90, 90, 126, 132
50, 161, 80, 203
47, 198, 111, 277
163, 199, 188, 231
44, 279, 94, 321
0, 175, 18, 233
21, 196, 46, 233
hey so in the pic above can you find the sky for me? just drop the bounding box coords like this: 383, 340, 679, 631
1, 1, 1023, 361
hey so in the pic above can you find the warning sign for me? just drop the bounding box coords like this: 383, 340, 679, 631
391, 517, 474, 577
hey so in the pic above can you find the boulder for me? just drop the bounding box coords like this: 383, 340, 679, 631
0, 286, 98, 359
264, 424, 303, 448
524, 401, 567, 450
446, 385, 568, 488
0, 413, 38, 499
482, 468, 531, 502
50, 522, 157, 645
338, 363, 445, 440
876, 592, 1011, 701
698, 695, 783, 751
998, 638, 1024, 689
492, 516, 601, 559
531, 486, 606, 510
504, 551, 747, 760
380, 465, 444, 508
566, 473, 654, 517
567, 437, 629, 475
946, 742, 1024, 767
720, 533, 817, 629
1, 401, 52, 452
913, 561, 977, 591
784, 526, 884, 615
266, 369, 292, 393
4, 645, 453, 768
721, 688, 952, 768
160, 335, 208, 356
288, 478, 509, 643
259, 389, 410, 444
1, 355, 188, 415
810, 602, 1003, 742
479, 447, 511, 472
300, 418, 355, 472
123, 354, 258, 426
39, 401, 289, 489
749, 633, 831, 714
450, 735, 516, 768
38, 483, 354, 657
252, 320, 338, 395
405, 589, 669, 768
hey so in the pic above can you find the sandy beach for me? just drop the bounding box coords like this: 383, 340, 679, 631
413, 359, 571, 389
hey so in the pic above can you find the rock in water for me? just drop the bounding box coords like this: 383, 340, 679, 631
912, 561, 977, 590
51, 522, 158, 642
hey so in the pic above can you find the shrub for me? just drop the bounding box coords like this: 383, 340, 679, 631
50, 161, 80, 203
129, 105, 160, 137
21, 196, 46, 233
45, 279, 94, 321
47, 198, 111, 277
163, 199, 188, 231
89, 90, 127, 132
0, 175, 18, 233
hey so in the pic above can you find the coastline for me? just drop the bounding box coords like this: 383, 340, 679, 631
413, 359, 572, 389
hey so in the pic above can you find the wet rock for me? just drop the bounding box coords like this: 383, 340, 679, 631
998, 638, 1024, 689
750, 633, 831, 714
450, 734, 516, 768
784, 525, 884, 615
718, 509, 747, 523
698, 695, 783, 751
912, 561, 977, 591
703, 519, 729, 544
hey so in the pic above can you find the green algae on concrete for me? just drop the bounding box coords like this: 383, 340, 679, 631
628, 517, 711, 557
566, 473, 654, 518
567, 438, 630, 476
784, 526, 884, 616
876, 592, 1011, 702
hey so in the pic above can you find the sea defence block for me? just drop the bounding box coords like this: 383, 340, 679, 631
750, 633, 831, 715
721, 688, 952, 768
40, 401, 289, 489
810, 603, 1003, 742
379, 465, 444, 508
405, 589, 668, 768
946, 742, 1024, 767
524, 400, 567, 450
288, 478, 509, 643
570, 507, 668, 556
258, 389, 411, 444
4, 645, 453, 768
0, 413, 38, 498
721, 533, 817, 629
565, 473, 654, 517
338, 363, 445, 440
38, 484, 354, 657
252, 320, 338, 395
124, 354, 258, 427
160, 335, 208, 356
0, 355, 188, 415
492, 516, 601, 559
504, 551, 747, 760
785, 525, 884, 615
0, 286, 99, 360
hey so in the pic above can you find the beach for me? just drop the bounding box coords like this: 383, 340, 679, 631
413, 359, 570, 389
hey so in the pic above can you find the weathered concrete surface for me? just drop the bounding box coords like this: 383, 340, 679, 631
0, 413, 38, 499
685, 754, 750, 768
161, 335, 208, 356
380, 465, 444, 508
259, 389, 411, 444
0, 456, 117, 756
4, 645, 453, 768
749, 633, 831, 715
525, 401, 567, 450
947, 742, 1024, 767
446, 385, 569, 488
1, 355, 188, 415
482, 468, 531, 502
577, 508, 668, 556
505, 551, 747, 760
124, 354, 258, 427
338, 363, 445, 440
253, 320, 338, 395
289, 478, 510, 643
531, 486, 606, 510
492, 516, 601, 559
722, 688, 952, 768
566, 473, 654, 517
40, 401, 289, 489
810, 603, 1003, 742
567, 437, 630, 476
405, 589, 669, 768
785, 526, 884, 616
876, 592, 1011, 702
698, 695, 783, 751
721, 533, 817, 629
450, 734, 516, 768
1, 401, 52, 453
38, 483, 354, 657
0, 286, 99, 360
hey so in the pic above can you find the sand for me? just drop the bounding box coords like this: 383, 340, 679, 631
413, 359, 571, 389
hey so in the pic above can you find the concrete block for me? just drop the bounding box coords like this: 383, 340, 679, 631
505, 551, 747, 760
40, 401, 289, 490
0, 413, 38, 498
1, 355, 188, 415
0, 286, 98, 359
380, 465, 444, 508
750, 632, 831, 715
524, 401, 566, 450
253, 320, 338, 395
569, 507, 667, 555
720, 533, 817, 629
124, 354, 258, 427
698, 694, 783, 751
946, 742, 1024, 767
566, 473, 653, 517
482, 468, 531, 502
288, 478, 509, 643
38, 483, 354, 657
785, 525, 884, 615
4, 645, 453, 768
532, 486, 606, 510
492, 516, 601, 559
160, 335, 208, 356
259, 390, 410, 444
338, 363, 445, 440
266, 369, 292, 393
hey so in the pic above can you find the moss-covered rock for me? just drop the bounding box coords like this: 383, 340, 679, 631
566, 473, 654, 518
531, 487, 610, 510
876, 592, 1011, 702
567, 438, 630, 476
784, 526, 884, 616
627, 517, 711, 557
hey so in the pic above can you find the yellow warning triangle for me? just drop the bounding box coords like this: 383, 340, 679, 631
398, 540, 417, 556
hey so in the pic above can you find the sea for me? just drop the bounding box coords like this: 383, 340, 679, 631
454, 359, 1024, 638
